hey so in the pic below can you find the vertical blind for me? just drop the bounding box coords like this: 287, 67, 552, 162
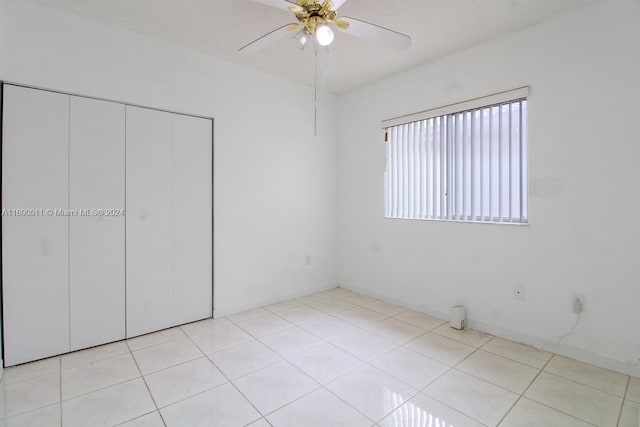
384, 97, 528, 224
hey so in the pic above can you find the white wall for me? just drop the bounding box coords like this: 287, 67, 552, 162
0, 0, 338, 320
337, 0, 640, 376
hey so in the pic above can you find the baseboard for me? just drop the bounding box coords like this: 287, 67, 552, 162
213, 283, 338, 318
468, 318, 640, 378
338, 283, 640, 378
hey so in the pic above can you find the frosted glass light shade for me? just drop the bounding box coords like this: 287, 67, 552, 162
316, 25, 334, 46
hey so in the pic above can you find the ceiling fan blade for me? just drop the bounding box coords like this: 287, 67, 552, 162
336, 17, 411, 51
251, 0, 303, 12
330, 0, 349, 9
239, 23, 300, 55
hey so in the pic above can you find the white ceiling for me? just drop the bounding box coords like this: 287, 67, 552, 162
35, 0, 597, 94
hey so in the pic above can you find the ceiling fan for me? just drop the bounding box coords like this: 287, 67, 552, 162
239, 0, 412, 54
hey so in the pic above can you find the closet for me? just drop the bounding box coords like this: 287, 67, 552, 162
1, 84, 213, 366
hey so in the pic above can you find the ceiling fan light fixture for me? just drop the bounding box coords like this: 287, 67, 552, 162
316, 24, 334, 47
293, 28, 312, 48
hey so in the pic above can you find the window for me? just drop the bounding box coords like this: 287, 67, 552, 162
383, 88, 528, 224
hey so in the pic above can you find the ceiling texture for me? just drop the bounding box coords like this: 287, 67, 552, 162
35, 0, 597, 94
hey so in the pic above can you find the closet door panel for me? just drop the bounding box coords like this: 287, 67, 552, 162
172, 114, 213, 325
126, 106, 173, 337
2, 85, 70, 366
69, 96, 125, 350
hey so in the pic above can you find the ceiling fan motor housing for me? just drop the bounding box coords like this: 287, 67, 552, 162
293, 0, 342, 33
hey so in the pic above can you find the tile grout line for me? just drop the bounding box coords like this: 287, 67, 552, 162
448, 349, 540, 396
282, 383, 377, 424
410, 338, 502, 426
388, 357, 487, 426
495, 352, 555, 425
376, 326, 547, 425
125, 340, 167, 427
209, 356, 283, 388
615, 376, 631, 427
190, 318, 266, 353
479, 336, 554, 370
357, 364, 423, 424
62, 351, 130, 372
61, 375, 144, 403
329, 331, 405, 365
136, 353, 211, 377
409, 335, 490, 426
229, 302, 360, 349
181, 330, 265, 424
59, 356, 62, 427
1, 403, 61, 424
257, 383, 323, 422
127, 328, 188, 352
260, 337, 327, 361
59, 351, 144, 399
216, 310, 324, 407
507, 393, 600, 426
492, 353, 598, 427
541, 369, 630, 397
113, 410, 160, 427
252, 357, 374, 424
232, 321, 297, 342
544, 356, 631, 392
137, 375, 252, 421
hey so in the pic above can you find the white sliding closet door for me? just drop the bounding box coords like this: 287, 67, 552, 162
2, 85, 70, 366
126, 107, 212, 337
69, 96, 126, 350
2, 85, 213, 363
126, 106, 174, 337
172, 114, 212, 324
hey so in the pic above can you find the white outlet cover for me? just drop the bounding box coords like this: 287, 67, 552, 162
571, 293, 586, 310
513, 285, 526, 301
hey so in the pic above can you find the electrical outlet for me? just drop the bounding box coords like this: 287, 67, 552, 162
513, 285, 526, 301
572, 293, 585, 314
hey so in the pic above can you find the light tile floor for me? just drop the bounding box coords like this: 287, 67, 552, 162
0, 287, 638, 427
